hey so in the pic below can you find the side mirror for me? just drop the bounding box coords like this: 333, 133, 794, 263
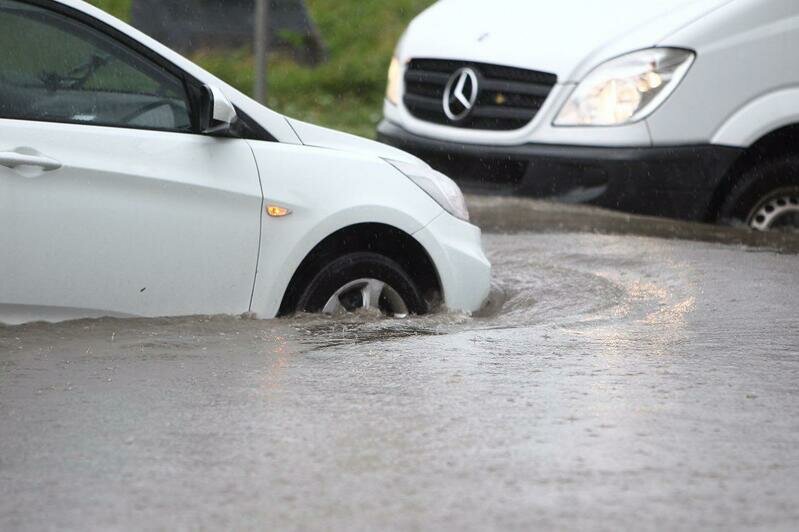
200, 84, 238, 135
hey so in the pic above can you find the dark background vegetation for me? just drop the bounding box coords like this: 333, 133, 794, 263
89, 0, 435, 137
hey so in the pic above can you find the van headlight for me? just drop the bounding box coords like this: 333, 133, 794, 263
386, 56, 402, 106
385, 159, 470, 222
554, 48, 695, 127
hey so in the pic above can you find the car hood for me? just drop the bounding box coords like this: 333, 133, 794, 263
287, 118, 427, 166
399, 0, 734, 82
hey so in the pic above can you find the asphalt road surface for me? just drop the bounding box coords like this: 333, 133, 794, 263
2, 197, 798, 531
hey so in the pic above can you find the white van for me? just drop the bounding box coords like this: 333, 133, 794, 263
378, 0, 799, 231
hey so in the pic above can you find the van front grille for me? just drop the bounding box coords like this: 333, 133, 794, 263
403, 59, 557, 131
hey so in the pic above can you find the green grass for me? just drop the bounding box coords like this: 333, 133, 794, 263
88, 0, 130, 20
88, 0, 434, 138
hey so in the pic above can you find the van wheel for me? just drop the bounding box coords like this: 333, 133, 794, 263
296, 252, 428, 317
720, 156, 799, 232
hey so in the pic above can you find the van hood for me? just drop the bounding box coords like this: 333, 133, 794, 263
287, 118, 427, 166
400, 0, 734, 82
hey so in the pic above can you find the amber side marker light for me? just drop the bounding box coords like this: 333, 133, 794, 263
267, 205, 292, 218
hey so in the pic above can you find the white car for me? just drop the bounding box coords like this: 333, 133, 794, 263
0, 0, 490, 325
379, 0, 799, 231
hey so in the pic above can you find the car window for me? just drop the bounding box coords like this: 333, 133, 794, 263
0, 0, 192, 131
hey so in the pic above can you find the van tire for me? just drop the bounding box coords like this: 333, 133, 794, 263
719, 155, 799, 230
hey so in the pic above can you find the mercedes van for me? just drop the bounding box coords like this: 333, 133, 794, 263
379, 0, 799, 231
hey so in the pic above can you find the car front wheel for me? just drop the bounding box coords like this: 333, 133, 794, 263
296, 252, 428, 317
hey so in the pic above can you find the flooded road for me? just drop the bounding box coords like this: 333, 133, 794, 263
2, 199, 799, 530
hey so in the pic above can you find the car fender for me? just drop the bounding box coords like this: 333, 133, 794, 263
253, 206, 440, 319
245, 141, 443, 318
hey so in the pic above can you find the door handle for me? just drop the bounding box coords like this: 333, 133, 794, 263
0, 151, 62, 172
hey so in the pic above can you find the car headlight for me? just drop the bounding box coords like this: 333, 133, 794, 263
554, 48, 695, 127
386, 56, 402, 106
385, 159, 470, 222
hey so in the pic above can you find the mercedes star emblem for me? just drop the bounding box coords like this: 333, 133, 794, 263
443, 67, 479, 122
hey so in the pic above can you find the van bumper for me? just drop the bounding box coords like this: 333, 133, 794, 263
378, 120, 743, 222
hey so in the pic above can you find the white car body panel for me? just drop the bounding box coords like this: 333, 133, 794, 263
246, 141, 444, 319
413, 213, 490, 313
0, 119, 262, 324
287, 118, 426, 165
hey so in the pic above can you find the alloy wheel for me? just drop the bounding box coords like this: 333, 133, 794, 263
322, 278, 409, 318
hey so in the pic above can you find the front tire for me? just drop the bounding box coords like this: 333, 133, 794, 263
720, 155, 799, 232
296, 252, 428, 317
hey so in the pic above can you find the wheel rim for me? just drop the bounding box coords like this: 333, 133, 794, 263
748, 189, 799, 232
322, 278, 409, 318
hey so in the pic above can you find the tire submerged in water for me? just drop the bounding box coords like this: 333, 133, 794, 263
296, 252, 428, 317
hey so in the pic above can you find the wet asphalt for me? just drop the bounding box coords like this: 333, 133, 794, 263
1, 197, 799, 531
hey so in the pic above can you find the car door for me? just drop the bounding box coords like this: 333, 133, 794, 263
0, 0, 263, 323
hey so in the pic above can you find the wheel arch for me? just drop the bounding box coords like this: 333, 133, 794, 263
277, 223, 442, 316
706, 124, 799, 222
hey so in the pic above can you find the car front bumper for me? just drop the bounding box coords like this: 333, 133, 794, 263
378, 120, 744, 222
413, 212, 491, 314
